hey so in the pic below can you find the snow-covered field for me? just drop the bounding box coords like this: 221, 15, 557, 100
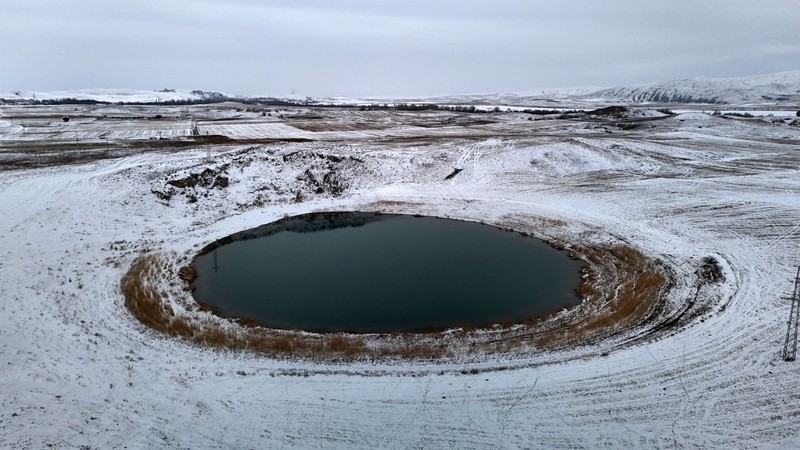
0, 89, 226, 104
1, 103, 799, 448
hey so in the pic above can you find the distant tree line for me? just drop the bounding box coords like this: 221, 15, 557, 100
11, 98, 110, 105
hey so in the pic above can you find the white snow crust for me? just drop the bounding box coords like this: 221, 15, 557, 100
1, 102, 800, 449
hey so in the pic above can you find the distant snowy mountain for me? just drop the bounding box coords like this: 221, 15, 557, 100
582, 71, 800, 105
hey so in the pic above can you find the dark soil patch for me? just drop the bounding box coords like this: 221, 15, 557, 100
290, 122, 390, 132
444, 168, 463, 180
589, 106, 628, 117
190, 134, 234, 144
167, 167, 229, 189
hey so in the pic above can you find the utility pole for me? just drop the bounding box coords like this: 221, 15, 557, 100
782, 266, 800, 361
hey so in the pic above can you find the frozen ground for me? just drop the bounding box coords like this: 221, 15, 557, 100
1, 103, 800, 448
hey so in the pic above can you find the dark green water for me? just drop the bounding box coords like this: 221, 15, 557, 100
191, 212, 583, 333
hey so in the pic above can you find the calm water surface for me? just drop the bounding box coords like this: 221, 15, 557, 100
191, 213, 583, 333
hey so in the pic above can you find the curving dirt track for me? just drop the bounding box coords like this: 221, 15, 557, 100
1, 104, 800, 448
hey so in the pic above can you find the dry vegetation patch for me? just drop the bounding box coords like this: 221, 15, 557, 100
121, 232, 669, 362
526, 245, 666, 348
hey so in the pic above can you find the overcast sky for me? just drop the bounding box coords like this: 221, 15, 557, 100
2, 0, 799, 97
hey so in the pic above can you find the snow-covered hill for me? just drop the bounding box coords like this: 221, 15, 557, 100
4, 70, 800, 107
349, 72, 800, 108
0, 88, 228, 104
583, 71, 800, 106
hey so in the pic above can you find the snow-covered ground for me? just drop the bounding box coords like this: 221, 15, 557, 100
1, 104, 799, 448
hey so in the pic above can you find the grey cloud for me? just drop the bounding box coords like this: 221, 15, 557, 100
1, 0, 798, 96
